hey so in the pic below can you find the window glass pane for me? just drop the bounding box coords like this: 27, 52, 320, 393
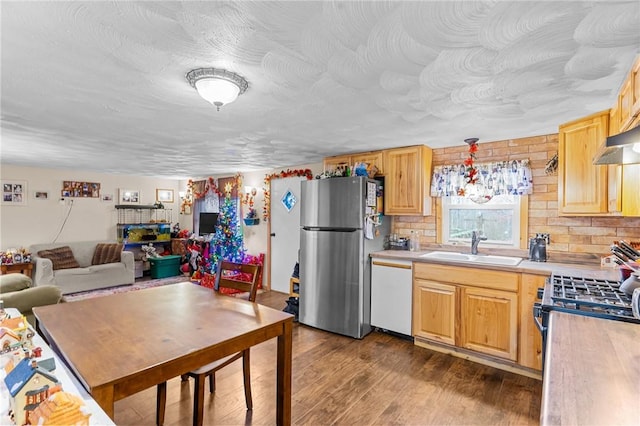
449, 209, 513, 243
442, 195, 520, 248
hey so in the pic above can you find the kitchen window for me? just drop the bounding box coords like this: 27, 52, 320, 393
441, 195, 526, 249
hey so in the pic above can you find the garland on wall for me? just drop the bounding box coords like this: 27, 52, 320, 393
262, 169, 313, 221
187, 173, 243, 200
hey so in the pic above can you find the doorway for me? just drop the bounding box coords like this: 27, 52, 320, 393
269, 177, 305, 293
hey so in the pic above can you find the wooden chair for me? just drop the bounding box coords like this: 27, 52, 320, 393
156, 261, 261, 426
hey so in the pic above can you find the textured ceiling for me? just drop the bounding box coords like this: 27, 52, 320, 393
1, 1, 639, 179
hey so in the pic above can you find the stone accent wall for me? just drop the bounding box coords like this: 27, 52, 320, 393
392, 134, 640, 256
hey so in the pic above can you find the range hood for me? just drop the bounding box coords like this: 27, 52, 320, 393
593, 124, 640, 165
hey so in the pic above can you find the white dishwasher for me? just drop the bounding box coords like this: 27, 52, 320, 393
370, 258, 413, 336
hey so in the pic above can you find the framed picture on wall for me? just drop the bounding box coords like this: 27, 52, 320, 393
34, 191, 49, 200
101, 193, 114, 202
1, 180, 27, 205
62, 180, 100, 198
119, 189, 140, 204
156, 189, 174, 203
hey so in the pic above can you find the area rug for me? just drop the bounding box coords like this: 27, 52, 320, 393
62, 275, 195, 302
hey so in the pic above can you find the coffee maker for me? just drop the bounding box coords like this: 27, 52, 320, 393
529, 234, 548, 262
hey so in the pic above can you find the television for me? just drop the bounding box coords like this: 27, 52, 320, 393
199, 212, 219, 235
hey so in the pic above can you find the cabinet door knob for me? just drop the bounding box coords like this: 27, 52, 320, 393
270, 233, 276, 237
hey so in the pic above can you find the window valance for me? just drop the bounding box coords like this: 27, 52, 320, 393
430, 160, 533, 198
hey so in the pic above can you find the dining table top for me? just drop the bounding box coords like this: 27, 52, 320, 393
34, 281, 293, 424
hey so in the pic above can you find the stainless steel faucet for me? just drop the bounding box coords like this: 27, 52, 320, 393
471, 230, 487, 255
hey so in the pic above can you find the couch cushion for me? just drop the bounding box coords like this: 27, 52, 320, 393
0, 273, 32, 293
91, 243, 123, 265
37, 246, 80, 270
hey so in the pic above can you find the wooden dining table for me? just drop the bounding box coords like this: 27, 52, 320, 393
33, 282, 293, 425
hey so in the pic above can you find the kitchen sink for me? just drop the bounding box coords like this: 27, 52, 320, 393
420, 251, 522, 266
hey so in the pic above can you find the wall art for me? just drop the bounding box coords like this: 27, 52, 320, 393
1, 180, 27, 205
62, 180, 100, 198
34, 191, 49, 200
119, 189, 140, 204
156, 189, 174, 203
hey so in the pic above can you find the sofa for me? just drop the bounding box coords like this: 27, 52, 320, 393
29, 241, 135, 295
0, 273, 62, 325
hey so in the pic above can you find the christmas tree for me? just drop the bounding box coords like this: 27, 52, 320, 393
210, 182, 245, 267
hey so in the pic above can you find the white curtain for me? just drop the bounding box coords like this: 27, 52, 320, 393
431, 160, 533, 197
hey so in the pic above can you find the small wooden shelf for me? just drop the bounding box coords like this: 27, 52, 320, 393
289, 277, 299, 297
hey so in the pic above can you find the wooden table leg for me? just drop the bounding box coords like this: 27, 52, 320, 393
91, 386, 115, 420
276, 319, 293, 426
156, 382, 166, 426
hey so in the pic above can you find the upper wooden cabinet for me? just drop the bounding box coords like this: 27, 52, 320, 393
323, 151, 384, 175
619, 56, 640, 131
383, 145, 433, 216
558, 110, 612, 215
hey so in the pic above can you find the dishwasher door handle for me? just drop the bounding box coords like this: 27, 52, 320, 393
372, 260, 412, 269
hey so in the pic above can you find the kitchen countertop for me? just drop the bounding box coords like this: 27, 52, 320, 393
541, 312, 640, 425
370, 249, 621, 281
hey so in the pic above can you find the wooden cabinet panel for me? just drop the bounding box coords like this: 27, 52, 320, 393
413, 279, 456, 345
632, 57, 640, 122
383, 145, 432, 216
460, 286, 518, 361
558, 110, 610, 215
619, 74, 633, 131
519, 274, 544, 371
323, 151, 384, 175
323, 154, 351, 172
414, 263, 518, 292
351, 151, 384, 175
413, 262, 520, 364
622, 164, 640, 216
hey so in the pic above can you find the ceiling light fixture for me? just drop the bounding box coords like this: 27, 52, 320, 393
186, 68, 248, 111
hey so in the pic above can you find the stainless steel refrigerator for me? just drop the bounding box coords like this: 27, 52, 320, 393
299, 176, 389, 339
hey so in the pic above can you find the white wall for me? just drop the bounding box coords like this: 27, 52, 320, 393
0, 163, 324, 258
0, 165, 183, 250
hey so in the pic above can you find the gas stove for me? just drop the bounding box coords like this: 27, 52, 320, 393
534, 274, 640, 370
540, 274, 640, 323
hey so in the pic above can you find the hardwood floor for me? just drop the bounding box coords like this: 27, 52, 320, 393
114, 290, 542, 425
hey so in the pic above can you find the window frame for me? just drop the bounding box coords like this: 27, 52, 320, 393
437, 195, 528, 250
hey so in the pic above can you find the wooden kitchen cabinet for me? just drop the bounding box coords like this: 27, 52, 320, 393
632, 57, 640, 121
460, 286, 518, 361
558, 110, 611, 215
413, 263, 519, 363
618, 73, 634, 131
323, 154, 352, 171
413, 279, 456, 345
384, 145, 433, 215
519, 274, 544, 371
323, 150, 384, 175
618, 56, 640, 130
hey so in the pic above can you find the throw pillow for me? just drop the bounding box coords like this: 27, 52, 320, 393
91, 243, 123, 265
37, 246, 80, 270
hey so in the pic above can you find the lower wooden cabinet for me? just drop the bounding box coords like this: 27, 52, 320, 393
460, 286, 518, 361
413, 279, 456, 346
519, 274, 544, 370
413, 263, 537, 370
